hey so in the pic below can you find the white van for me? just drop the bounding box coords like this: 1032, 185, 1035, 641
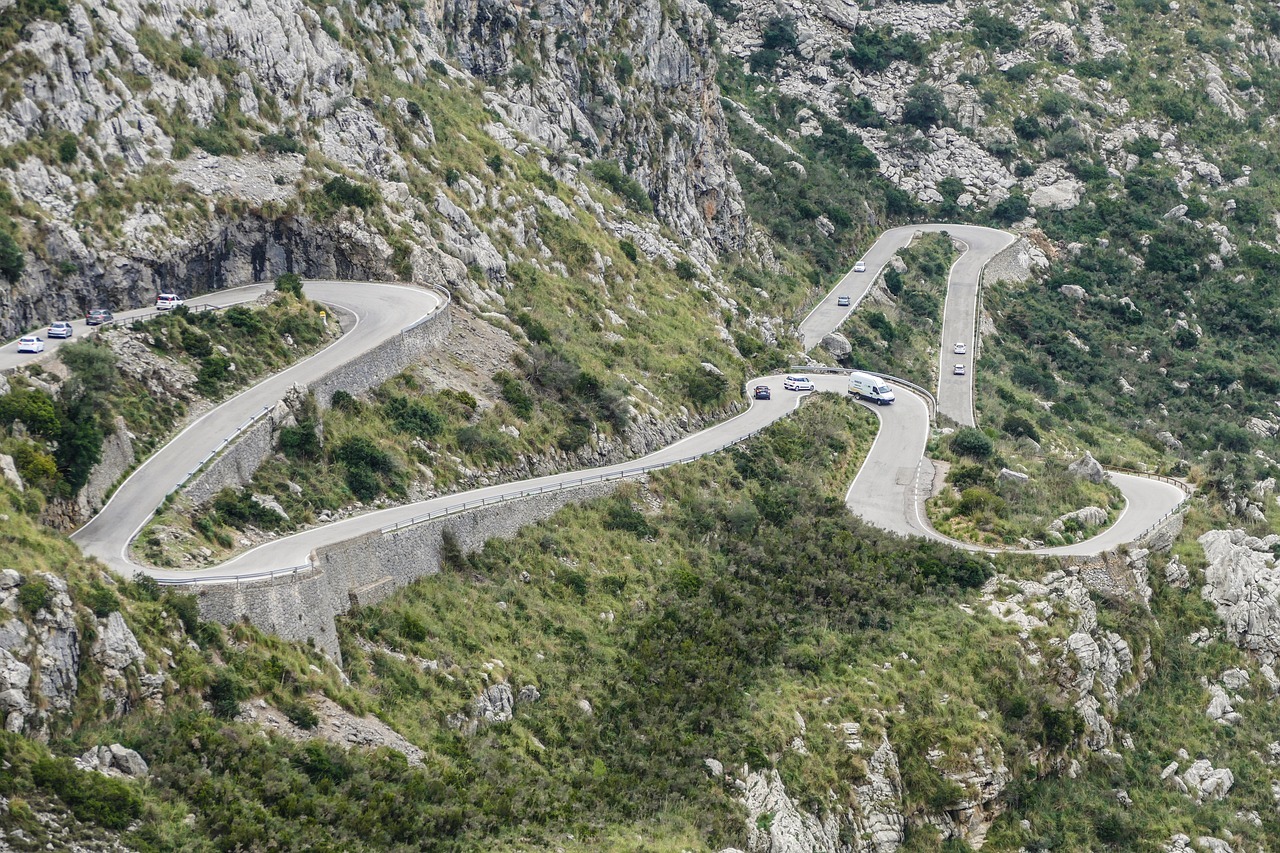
783, 375, 814, 391
847, 371, 895, 405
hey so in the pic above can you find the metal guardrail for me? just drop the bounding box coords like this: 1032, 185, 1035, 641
788, 365, 937, 419
170, 283, 451, 493
155, 420, 771, 586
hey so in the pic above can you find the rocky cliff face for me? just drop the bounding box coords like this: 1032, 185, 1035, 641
0, 0, 745, 337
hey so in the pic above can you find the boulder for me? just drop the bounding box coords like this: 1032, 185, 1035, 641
75, 743, 149, 778
0, 454, 23, 491
1068, 452, 1106, 483
998, 468, 1029, 484
472, 682, 514, 724
1049, 506, 1108, 534
820, 332, 852, 359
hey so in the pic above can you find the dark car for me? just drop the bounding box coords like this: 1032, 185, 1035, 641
753, 385, 771, 400
86, 308, 114, 325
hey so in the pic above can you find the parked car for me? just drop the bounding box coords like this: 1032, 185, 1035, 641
783, 375, 814, 391
753, 385, 772, 400
837, 295, 851, 307
853, 261, 867, 273
953, 342, 967, 354
86, 308, 113, 325
47, 321, 74, 339
155, 293, 184, 310
17, 336, 45, 353
953, 364, 966, 375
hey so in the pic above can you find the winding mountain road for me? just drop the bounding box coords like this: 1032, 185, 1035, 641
0, 225, 1186, 583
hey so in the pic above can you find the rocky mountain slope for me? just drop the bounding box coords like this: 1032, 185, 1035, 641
7, 0, 1280, 850
0, 0, 748, 338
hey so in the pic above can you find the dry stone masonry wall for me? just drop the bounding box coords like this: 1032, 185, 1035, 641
183, 291, 450, 506
193, 479, 622, 661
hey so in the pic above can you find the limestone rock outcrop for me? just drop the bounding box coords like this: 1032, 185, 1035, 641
1198, 530, 1280, 666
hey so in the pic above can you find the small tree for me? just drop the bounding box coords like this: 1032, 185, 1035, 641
951, 427, 994, 459
275, 272, 304, 299
0, 226, 23, 282
902, 84, 949, 128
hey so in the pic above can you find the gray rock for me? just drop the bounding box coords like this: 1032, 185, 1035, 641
1205, 685, 1241, 725
516, 684, 540, 704
0, 454, 23, 492
1164, 556, 1191, 590
820, 332, 852, 359
1059, 284, 1089, 300
1068, 451, 1106, 484
1048, 506, 1108, 534
998, 468, 1029, 484
1199, 530, 1280, 666
75, 744, 149, 779
250, 493, 290, 521
472, 683, 514, 724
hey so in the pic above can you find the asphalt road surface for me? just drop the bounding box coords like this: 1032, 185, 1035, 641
0, 285, 273, 375
0, 225, 1184, 583
69, 281, 443, 577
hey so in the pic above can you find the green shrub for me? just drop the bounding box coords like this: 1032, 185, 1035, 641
208, 669, 248, 719
275, 272, 304, 298
557, 422, 591, 451
85, 584, 119, 617
956, 486, 1005, 516
968, 8, 1021, 49
31, 756, 142, 830
618, 240, 639, 263
323, 176, 380, 210
456, 425, 514, 464
680, 365, 728, 408
260, 132, 305, 155
947, 464, 992, 490
1039, 704, 1083, 750
0, 387, 61, 437
333, 436, 399, 501
1002, 413, 1040, 441
57, 133, 78, 163
760, 15, 799, 52
951, 428, 994, 459
284, 700, 319, 730
383, 395, 443, 438
0, 224, 23, 282
494, 371, 534, 418
587, 160, 652, 212
604, 499, 654, 537
17, 578, 50, 615
279, 421, 320, 459
674, 259, 698, 280
331, 389, 360, 413
846, 24, 923, 71
902, 84, 949, 128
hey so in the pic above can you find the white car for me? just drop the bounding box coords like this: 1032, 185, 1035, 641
48, 322, 74, 339
156, 293, 184, 310
783, 375, 815, 391
953, 364, 966, 376
17, 336, 45, 353
853, 261, 867, 273
953, 342, 967, 354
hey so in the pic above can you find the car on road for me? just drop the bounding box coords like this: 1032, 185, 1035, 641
155, 293, 183, 310
86, 308, 113, 325
48, 322, 74, 339
17, 336, 45, 353
953, 364, 966, 375
837, 295, 851, 307
783, 375, 814, 391
753, 385, 771, 400
853, 261, 866, 273
953, 342, 966, 354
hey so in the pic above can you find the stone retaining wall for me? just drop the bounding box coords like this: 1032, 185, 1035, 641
981, 237, 1043, 286
192, 478, 624, 661
183, 290, 450, 506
